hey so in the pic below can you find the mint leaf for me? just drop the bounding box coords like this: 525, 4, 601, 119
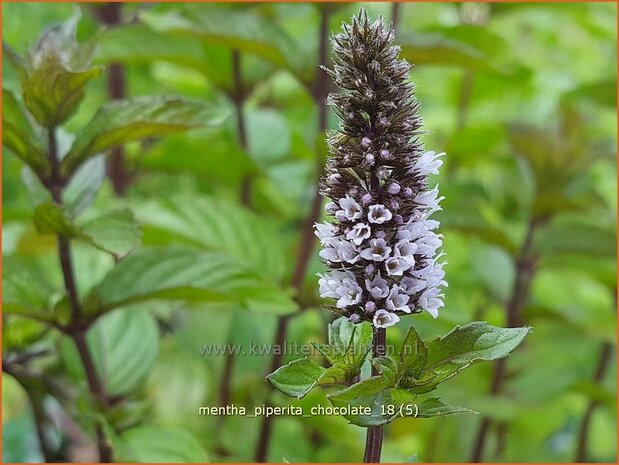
61, 96, 229, 176
33, 203, 141, 258
2, 89, 48, 175
399, 325, 427, 380
413, 322, 531, 393
415, 397, 476, 418
328, 376, 416, 427
267, 358, 325, 399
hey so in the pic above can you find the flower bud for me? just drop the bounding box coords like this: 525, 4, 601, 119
365, 301, 376, 313
387, 182, 401, 194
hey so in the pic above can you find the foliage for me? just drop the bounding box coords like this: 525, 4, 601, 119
2, 2, 616, 463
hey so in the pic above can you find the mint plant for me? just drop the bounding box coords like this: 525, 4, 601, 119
2, 14, 227, 461
266, 11, 531, 463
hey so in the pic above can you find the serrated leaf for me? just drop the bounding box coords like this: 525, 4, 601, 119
399, 326, 427, 380
81, 210, 141, 258
33, 202, 141, 257
327, 317, 373, 367
84, 248, 298, 317
98, 24, 210, 75
62, 308, 159, 396
328, 376, 416, 427
61, 96, 229, 176
415, 397, 476, 418
2, 254, 62, 325
317, 363, 359, 387
414, 322, 531, 393
22, 154, 105, 217
267, 358, 325, 399
18, 10, 102, 127
372, 356, 397, 385
23, 63, 101, 128
141, 5, 310, 82
2, 89, 48, 175
138, 195, 287, 281
267, 357, 360, 399
33, 202, 81, 237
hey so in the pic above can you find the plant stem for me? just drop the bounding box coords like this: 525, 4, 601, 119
364, 327, 386, 463
230, 49, 253, 208
215, 50, 249, 433
575, 297, 614, 463
95, 2, 131, 196
456, 72, 474, 131
391, 2, 402, 33
470, 219, 539, 462
47, 128, 113, 462
254, 6, 332, 462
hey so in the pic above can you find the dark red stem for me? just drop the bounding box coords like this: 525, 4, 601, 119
363, 327, 386, 463
254, 6, 331, 462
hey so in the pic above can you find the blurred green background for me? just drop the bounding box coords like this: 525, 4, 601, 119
2, 2, 616, 463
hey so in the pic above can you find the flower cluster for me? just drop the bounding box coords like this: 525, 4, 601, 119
316, 12, 447, 328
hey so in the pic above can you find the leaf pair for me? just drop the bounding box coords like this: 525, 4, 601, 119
268, 320, 531, 427
3, 13, 229, 181
267, 318, 373, 399
33, 202, 141, 258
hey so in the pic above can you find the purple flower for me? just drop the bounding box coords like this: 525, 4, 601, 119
317, 12, 447, 327
365, 274, 390, 299
346, 223, 372, 245
368, 204, 393, 224
360, 238, 391, 262
373, 310, 400, 328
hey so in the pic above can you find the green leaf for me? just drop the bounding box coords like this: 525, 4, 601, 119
535, 218, 616, 259
267, 358, 325, 399
400, 33, 502, 74
2, 89, 48, 175
414, 322, 531, 393
84, 248, 298, 316
372, 356, 398, 385
247, 108, 291, 166
399, 326, 428, 380
415, 397, 476, 418
62, 154, 105, 217
141, 5, 309, 82
33, 202, 81, 237
3, 42, 27, 78
327, 317, 373, 367
138, 195, 287, 281
23, 64, 101, 128
33, 202, 141, 257
17, 10, 101, 127
21, 154, 106, 217
62, 308, 159, 396
117, 425, 208, 463
565, 80, 617, 108
2, 254, 62, 324
98, 24, 210, 75
328, 376, 416, 427
317, 363, 360, 387
81, 210, 141, 258
267, 357, 361, 399
61, 96, 229, 176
